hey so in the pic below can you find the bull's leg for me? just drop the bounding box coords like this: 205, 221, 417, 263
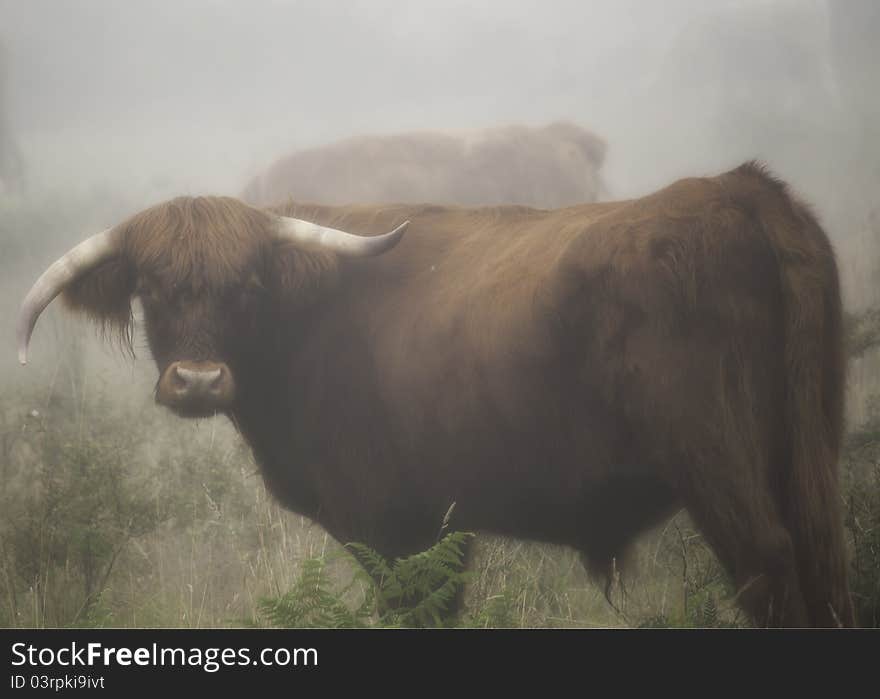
626, 308, 808, 625
679, 462, 809, 627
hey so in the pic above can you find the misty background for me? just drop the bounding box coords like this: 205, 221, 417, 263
0, 1, 875, 207
0, 0, 878, 627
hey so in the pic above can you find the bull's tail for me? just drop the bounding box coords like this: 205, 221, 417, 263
767, 175, 855, 626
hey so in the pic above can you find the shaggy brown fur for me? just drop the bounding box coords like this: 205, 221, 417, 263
241, 122, 607, 209
56, 162, 853, 627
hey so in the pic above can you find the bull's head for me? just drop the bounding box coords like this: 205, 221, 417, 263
17, 197, 407, 418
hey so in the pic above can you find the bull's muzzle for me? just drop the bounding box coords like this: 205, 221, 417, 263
156, 360, 235, 416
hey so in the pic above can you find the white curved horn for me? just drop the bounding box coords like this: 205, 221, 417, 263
274, 216, 408, 257
17, 227, 119, 365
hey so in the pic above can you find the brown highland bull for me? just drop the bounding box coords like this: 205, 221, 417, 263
18, 162, 854, 627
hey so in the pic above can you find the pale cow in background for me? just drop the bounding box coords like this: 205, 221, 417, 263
242, 122, 606, 209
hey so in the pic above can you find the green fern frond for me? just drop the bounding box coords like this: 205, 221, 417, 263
258, 532, 475, 628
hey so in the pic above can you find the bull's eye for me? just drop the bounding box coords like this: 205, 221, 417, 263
233, 277, 266, 315
243, 275, 266, 299
136, 278, 162, 305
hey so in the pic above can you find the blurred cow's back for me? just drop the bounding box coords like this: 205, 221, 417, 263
242, 122, 606, 209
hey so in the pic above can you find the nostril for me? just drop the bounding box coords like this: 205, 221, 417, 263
208, 367, 225, 394
171, 365, 188, 391
159, 362, 233, 411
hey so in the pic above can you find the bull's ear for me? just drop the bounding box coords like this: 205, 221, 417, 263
61, 258, 136, 345
271, 242, 339, 311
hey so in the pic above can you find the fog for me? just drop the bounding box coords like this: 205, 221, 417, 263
2, 1, 876, 215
